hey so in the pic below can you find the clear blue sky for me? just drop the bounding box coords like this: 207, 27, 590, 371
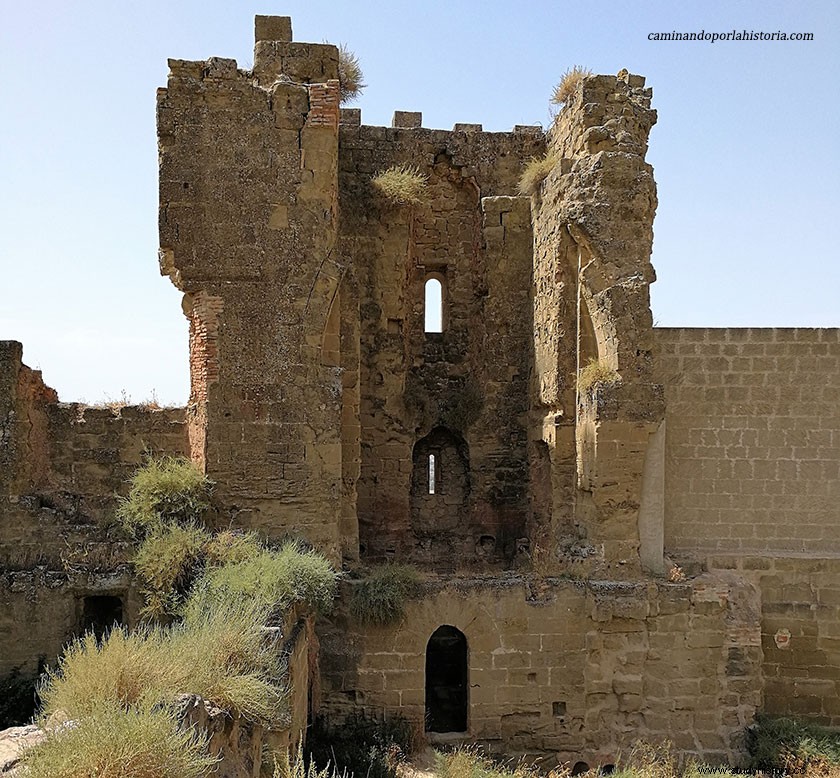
1, 0, 837, 405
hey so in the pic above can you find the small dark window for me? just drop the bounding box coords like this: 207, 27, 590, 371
572, 763, 590, 776
80, 595, 124, 640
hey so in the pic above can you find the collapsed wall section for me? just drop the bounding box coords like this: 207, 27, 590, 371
0, 342, 188, 681
337, 120, 543, 568
530, 73, 663, 576
158, 19, 345, 558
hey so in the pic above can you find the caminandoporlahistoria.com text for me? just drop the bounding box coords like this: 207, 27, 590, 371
648, 29, 814, 42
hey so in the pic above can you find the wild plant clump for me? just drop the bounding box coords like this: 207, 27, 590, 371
517, 152, 557, 197
183, 540, 339, 620
350, 564, 421, 625
338, 44, 366, 104
21, 703, 216, 778
577, 358, 620, 392
116, 456, 211, 537
747, 714, 840, 774
372, 165, 428, 206
551, 65, 593, 109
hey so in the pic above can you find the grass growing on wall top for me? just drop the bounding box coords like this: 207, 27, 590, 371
551, 65, 592, 109
338, 44, 365, 104
372, 165, 429, 206
518, 152, 557, 197
350, 564, 421, 625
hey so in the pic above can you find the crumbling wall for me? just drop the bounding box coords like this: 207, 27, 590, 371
158, 18, 345, 559
530, 73, 663, 575
338, 117, 543, 567
319, 574, 761, 766
0, 342, 188, 685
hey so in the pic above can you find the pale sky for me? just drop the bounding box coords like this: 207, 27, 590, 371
1, 0, 838, 405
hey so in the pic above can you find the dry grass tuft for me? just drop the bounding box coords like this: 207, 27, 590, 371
22, 703, 216, 778
577, 358, 620, 392
551, 66, 593, 108
518, 153, 557, 197
338, 44, 366, 104
372, 165, 428, 206
350, 564, 421, 625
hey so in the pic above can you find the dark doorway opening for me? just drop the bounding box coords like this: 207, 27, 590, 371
80, 595, 124, 640
425, 625, 468, 733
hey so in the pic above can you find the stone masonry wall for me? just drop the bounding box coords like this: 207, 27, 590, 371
319, 574, 761, 767
0, 342, 187, 680
338, 120, 543, 567
529, 73, 663, 576
657, 327, 840, 725
158, 20, 345, 559
657, 328, 840, 555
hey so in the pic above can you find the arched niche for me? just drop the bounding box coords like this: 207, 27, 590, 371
410, 427, 469, 534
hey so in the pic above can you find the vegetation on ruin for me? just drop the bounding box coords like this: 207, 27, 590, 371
116, 455, 211, 537
272, 746, 350, 778
338, 44, 366, 104
350, 563, 422, 625
21, 703, 216, 778
372, 164, 429, 206
306, 710, 414, 778
748, 715, 840, 774
551, 65, 592, 109
577, 358, 620, 392
517, 152, 557, 197
183, 540, 338, 620
18, 456, 341, 777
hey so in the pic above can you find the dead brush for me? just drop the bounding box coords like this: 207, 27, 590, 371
577, 358, 620, 392
551, 65, 593, 109
338, 44, 365, 103
518, 152, 557, 197
372, 164, 428, 206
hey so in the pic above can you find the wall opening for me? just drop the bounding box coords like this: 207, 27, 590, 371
424, 276, 443, 333
79, 595, 124, 640
411, 427, 469, 533
425, 625, 468, 733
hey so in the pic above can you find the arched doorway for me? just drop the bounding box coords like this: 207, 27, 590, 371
425, 625, 468, 733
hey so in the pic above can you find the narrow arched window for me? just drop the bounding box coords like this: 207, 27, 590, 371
428, 454, 436, 494
424, 277, 443, 333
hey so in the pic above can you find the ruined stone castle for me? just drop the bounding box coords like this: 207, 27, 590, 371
2, 15, 839, 768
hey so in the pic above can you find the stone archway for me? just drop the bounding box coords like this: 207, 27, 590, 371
425, 625, 468, 733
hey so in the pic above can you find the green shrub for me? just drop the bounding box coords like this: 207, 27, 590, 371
22, 702, 215, 778
306, 711, 413, 778
183, 541, 338, 620
350, 564, 421, 625
134, 524, 211, 621
204, 529, 262, 567
577, 358, 620, 392
551, 66, 592, 109
338, 44, 365, 104
517, 153, 556, 197
116, 456, 211, 536
747, 714, 840, 774
372, 165, 428, 206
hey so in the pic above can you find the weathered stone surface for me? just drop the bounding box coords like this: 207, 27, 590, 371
1, 16, 839, 770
